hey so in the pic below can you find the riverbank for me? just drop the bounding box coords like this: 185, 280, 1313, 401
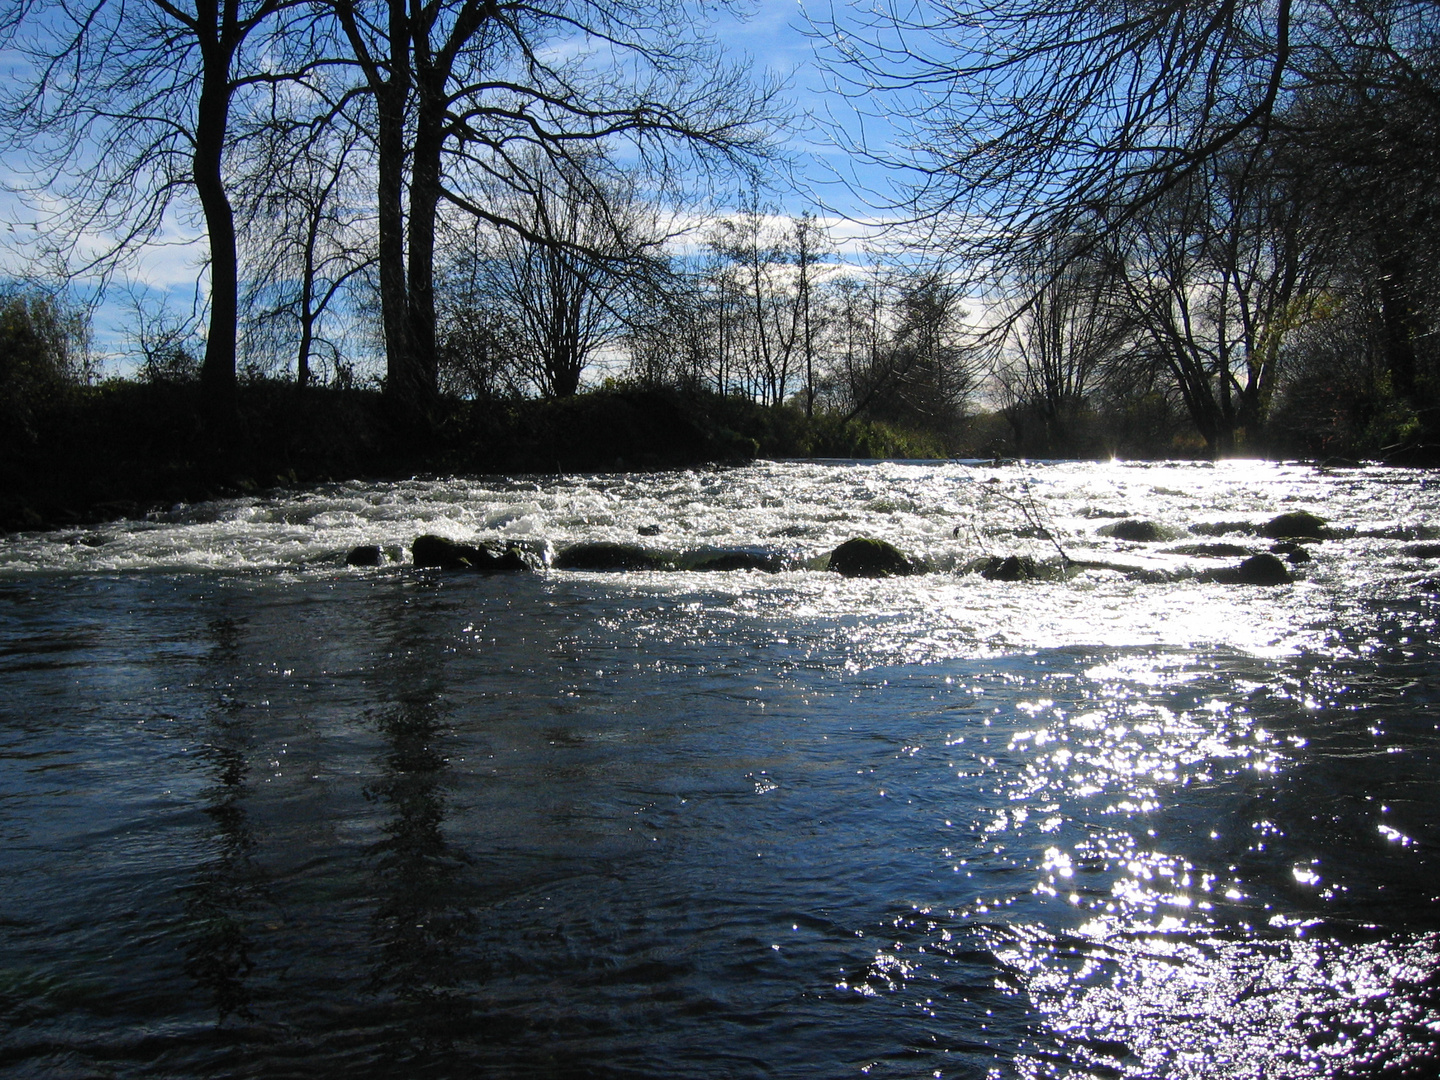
0, 381, 966, 533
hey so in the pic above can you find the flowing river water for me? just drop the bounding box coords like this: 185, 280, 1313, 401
1, 459, 1438, 1078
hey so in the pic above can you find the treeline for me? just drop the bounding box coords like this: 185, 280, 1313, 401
4, 0, 1440, 468
0, 0, 779, 434
821, 0, 1440, 462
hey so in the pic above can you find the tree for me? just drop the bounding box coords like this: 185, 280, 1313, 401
462, 157, 661, 398
819, 0, 1309, 260
0, 288, 92, 445
1102, 136, 1328, 454
995, 234, 1126, 456
827, 265, 977, 434
323, 0, 780, 427
707, 202, 803, 406
235, 108, 373, 388
624, 261, 715, 392
820, 0, 1440, 453
793, 213, 828, 418
1278, 66, 1440, 430
1, 0, 309, 423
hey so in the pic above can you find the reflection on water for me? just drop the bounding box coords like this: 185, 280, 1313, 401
183, 714, 260, 1022
364, 695, 480, 1061
1, 462, 1439, 1077
183, 615, 261, 1023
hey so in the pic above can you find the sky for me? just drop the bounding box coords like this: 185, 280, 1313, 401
714, 0, 915, 225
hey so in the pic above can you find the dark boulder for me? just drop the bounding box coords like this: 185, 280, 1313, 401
980, 554, 1042, 581
1098, 519, 1179, 542
412, 534, 532, 572
1213, 553, 1292, 585
345, 544, 384, 567
553, 542, 667, 571
638, 523, 662, 536
1260, 511, 1327, 540
828, 537, 913, 578
1270, 540, 1312, 564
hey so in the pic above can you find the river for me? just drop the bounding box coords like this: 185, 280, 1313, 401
1, 459, 1437, 1078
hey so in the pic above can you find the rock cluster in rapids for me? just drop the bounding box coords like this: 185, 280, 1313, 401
341, 510, 1331, 586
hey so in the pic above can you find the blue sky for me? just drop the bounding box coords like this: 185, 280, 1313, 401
714, 0, 911, 220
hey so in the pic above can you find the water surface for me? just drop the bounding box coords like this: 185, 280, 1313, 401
2, 460, 1437, 1077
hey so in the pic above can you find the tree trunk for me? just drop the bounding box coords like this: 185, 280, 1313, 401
402, 74, 445, 422
194, 22, 238, 430
375, 1, 416, 425
1379, 249, 1419, 405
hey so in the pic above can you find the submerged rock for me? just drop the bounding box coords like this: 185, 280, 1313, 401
1164, 542, 1254, 558
1190, 521, 1257, 537
412, 534, 532, 572
553, 541, 667, 571
827, 537, 913, 578
345, 544, 384, 567
689, 551, 782, 572
1260, 510, 1327, 540
1098, 519, 1180, 542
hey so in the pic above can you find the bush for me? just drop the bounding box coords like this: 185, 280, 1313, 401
0, 290, 90, 446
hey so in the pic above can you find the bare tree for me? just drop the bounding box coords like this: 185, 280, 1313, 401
994, 232, 1130, 455
816, 0, 1440, 299
1101, 137, 1327, 454
793, 212, 828, 418
464, 158, 662, 398
1, 0, 314, 422
827, 264, 977, 433
323, 0, 782, 428
235, 108, 374, 388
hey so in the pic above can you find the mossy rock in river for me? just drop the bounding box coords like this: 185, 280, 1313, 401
553, 541, 667, 571
827, 537, 913, 578
1259, 510, 1328, 540
412, 534, 533, 572
1097, 519, 1181, 543
980, 554, 1043, 581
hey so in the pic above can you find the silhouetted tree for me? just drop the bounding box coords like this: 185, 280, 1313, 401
322, 0, 780, 429
1, 0, 311, 424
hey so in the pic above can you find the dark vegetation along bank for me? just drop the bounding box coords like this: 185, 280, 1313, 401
0, 377, 969, 533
